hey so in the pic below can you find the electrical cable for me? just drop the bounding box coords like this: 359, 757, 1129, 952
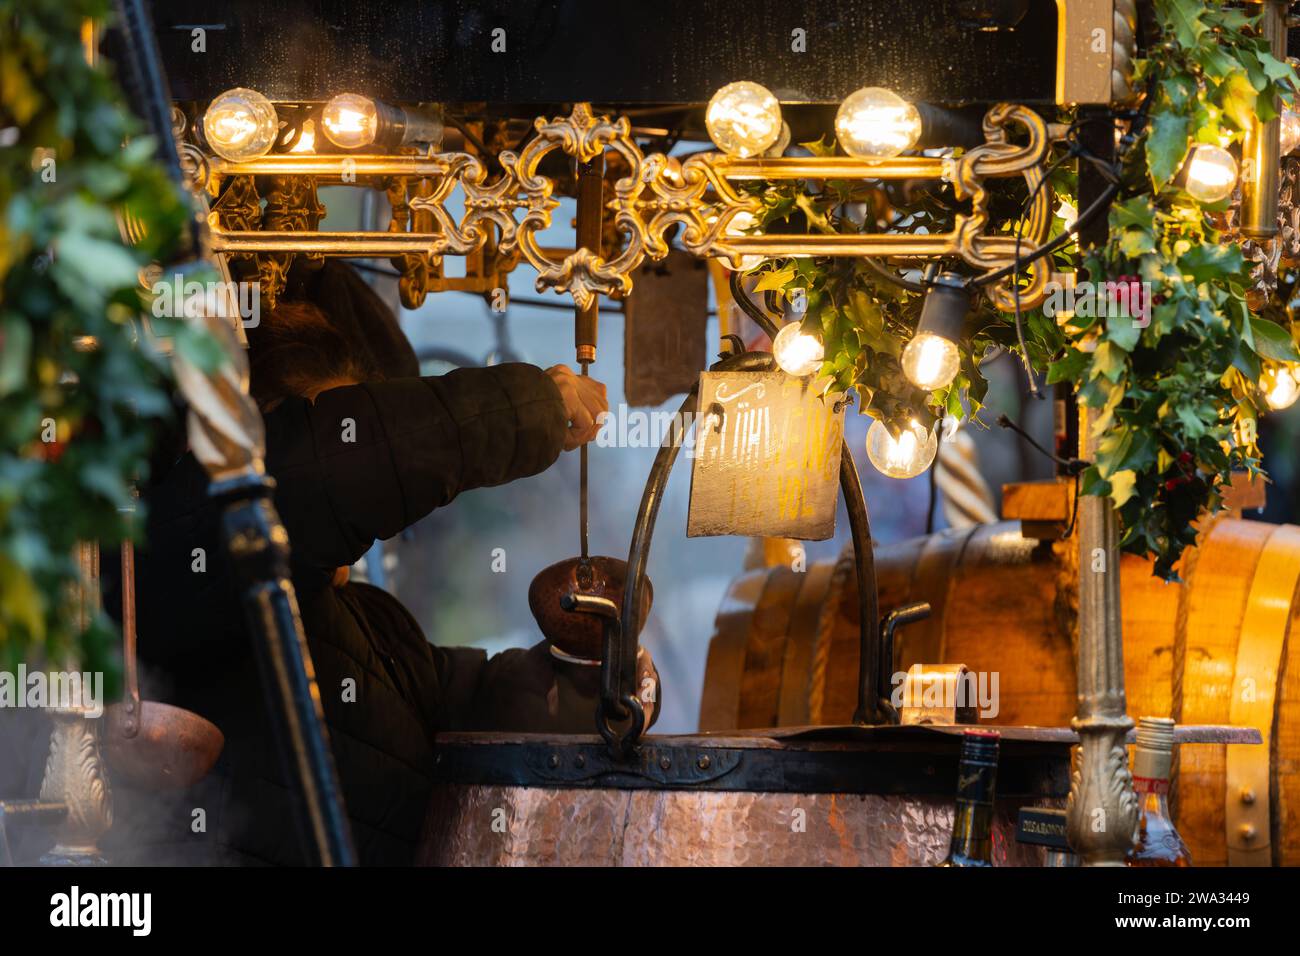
728, 269, 781, 339
995, 412, 1088, 474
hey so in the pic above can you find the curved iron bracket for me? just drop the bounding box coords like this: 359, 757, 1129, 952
608, 339, 887, 756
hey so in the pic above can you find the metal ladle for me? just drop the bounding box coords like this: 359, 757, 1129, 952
104, 538, 224, 790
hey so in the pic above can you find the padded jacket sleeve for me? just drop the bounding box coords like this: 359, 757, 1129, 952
264, 363, 567, 575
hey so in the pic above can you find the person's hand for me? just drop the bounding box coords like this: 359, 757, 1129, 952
546, 364, 609, 451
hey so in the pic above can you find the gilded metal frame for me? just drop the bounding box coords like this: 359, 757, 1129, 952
199, 101, 1051, 312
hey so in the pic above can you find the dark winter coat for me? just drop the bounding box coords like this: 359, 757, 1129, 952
103, 363, 582, 866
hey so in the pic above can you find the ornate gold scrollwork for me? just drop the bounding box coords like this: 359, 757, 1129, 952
204, 102, 1052, 312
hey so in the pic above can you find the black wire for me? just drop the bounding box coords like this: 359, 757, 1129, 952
1062, 470, 1082, 539
995, 412, 1088, 474
445, 114, 495, 165
1011, 146, 1078, 397
728, 269, 781, 339
862, 255, 926, 292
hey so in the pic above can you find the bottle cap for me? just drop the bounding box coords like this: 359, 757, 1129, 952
958, 727, 1000, 765
1132, 716, 1175, 788
1135, 715, 1176, 751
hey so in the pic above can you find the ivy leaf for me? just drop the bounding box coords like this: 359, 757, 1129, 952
1257, 50, 1296, 83
799, 135, 837, 158
1219, 72, 1258, 132
1047, 347, 1088, 384
1106, 311, 1142, 352
1146, 111, 1191, 190
1245, 316, 1300, 362
1178, 242, 1244, 284
753, 265, 796, 293
1163, 0, 1207, 48
1197, 44, 1240, 81
1109, 469, 1138, 508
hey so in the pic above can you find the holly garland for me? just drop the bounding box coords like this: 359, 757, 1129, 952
0, 0, 213, 674
745, 0, 1299, 581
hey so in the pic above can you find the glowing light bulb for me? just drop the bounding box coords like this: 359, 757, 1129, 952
321, 93, 379, 149
866, 418, 938, 479
835, 87, 922, 160
706, 81, 783, 158
289, 119, 316, 154
202, 87, 278, 162
772, 322, 824, 377
1262, 363, 1300, 410
1282, 108, 1300, 158
724, 210, 764, 272
1183, 144, 1237, 203
902, 332, 961, 391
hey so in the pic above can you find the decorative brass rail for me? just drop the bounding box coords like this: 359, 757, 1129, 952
199, 102, 1050, 311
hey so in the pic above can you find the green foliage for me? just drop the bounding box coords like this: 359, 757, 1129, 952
1, 0, 195, 676
1067, 0, 1298, 578
740, 0, 1298, 580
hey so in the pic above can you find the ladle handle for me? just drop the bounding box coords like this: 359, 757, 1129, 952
120, 538, 141, 738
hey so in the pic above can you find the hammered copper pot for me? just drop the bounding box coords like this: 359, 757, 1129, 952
528, 556, 652, 661
104, 540, 224, 791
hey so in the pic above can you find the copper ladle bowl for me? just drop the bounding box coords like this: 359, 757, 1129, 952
104, 539, 224, 791
528, 555, 653, 661
104, 701, 224, 790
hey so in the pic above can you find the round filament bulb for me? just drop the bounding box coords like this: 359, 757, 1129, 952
902, 332, 961, 391
203, 87, 278, 161
866, 418, 938, 479
772, 322, 824, 377
1183, 144, 1238, 203
321, 93, 379, 149
835, 87, 922, 160
706, 81, 783, 158
1263, 364, 1300, 410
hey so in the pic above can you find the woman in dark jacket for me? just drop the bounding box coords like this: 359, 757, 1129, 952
104, 263, 651, 866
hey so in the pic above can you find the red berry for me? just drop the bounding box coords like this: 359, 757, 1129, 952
1165, 479, 1179, 491
1179, 451, 1193, 465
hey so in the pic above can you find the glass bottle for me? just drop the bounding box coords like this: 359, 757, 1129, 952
1126, 716, 1192, 867
938, 729, 1000, 867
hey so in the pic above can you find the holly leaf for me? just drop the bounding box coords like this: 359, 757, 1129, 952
1219, 72, 1258, 132
753, 265, 796, 293
1106, 311, 1142, 352
1178, 243, 1244, 284
1245, 316, 1300, 362
1163, 0, 1207, 48
1146, 112, 1191, 190
1109, 469, 1138, 508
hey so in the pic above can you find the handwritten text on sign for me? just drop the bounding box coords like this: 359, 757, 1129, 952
687, 371, 844, 540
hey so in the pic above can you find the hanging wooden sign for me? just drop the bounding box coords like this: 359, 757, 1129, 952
687, 371, 844, 540
623, 250, 709, 407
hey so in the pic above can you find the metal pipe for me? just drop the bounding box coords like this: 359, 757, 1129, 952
1241, 1, 1288, 238
1065, 106, 1138, 866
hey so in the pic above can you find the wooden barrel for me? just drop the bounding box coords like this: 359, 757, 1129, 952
699, 517, 1300, 865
